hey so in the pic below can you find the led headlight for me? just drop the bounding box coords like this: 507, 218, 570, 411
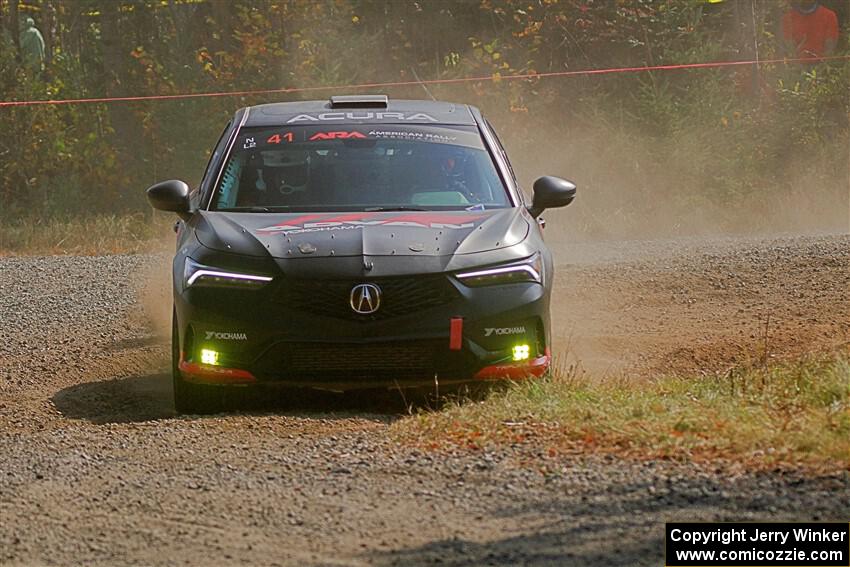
456, 253, 543, 287
183, 257, 273, 290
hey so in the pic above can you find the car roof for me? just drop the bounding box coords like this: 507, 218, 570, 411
241, 96, 479, 127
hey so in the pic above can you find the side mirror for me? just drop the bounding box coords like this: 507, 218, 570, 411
528, 176, 576, 218
146, 179, 191, 220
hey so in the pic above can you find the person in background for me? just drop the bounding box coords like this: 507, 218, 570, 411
20, 17, 45, 73
782, 0, 839, 59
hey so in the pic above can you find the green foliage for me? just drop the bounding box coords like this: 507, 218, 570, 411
0, 0, 847, 232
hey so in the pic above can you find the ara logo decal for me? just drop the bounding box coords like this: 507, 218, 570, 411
484, 326, 526, 337
286, 112, 438, 124
308, 131, 368, 141
205, 331, 248, 341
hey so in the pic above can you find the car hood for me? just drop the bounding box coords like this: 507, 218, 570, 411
193, 209, 529, 259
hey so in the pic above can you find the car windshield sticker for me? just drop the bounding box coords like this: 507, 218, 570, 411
308, 131, 367, 141
236, 125, 483, 151
285, 112, 438, 123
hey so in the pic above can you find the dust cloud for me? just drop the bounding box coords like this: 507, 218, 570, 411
137, 244, 173, 340
471, 94, 848, 375
497, 117, 849, 247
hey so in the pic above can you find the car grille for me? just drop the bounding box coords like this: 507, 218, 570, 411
253, 340, 475, 382
273, 275, 458, 320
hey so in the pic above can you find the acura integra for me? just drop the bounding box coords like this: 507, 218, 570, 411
146, 95, 576, 413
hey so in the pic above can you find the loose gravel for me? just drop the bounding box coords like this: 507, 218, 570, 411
1, 236, 848, 566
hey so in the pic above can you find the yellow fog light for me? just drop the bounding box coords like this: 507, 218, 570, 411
512, 344, 530, 362
200, 349, 220, 365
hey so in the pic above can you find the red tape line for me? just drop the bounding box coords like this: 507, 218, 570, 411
1, 54, 847, 108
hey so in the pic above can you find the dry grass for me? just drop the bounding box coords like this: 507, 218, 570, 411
394, 355, 850, 471
0, 214, 173, 256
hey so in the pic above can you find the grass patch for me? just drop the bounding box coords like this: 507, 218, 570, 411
0, 213, 173, 256
394, 356, 850, 470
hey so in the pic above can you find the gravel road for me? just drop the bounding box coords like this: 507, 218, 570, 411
1, 234, 848, 566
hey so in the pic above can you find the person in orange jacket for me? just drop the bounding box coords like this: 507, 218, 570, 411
782, 0, 839, 59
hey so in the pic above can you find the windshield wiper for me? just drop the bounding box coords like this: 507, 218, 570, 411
364, 206, 429, 212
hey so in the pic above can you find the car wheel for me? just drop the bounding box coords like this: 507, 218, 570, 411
172, 310, 224, 415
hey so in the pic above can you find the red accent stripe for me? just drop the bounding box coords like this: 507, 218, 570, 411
179, 361, 257, 384
256, 211, 490, 233
449, 317, 463, 351
256, 213, 332, 232
319, 212, 376, 223
382, 212, 488, 225
473, 353, 550, 381
2, 55, 847, 108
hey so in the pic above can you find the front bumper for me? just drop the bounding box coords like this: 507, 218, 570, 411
176, 274, 551, 389
180, 350, 551, 389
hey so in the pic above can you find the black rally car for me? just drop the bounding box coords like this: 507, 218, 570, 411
146, 95, 575, 413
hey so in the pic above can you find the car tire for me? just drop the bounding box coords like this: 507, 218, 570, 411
172, 310, 224, 415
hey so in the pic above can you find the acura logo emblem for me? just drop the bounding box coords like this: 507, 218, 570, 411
350, 283, 381, 314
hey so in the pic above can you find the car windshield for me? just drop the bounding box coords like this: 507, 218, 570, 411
210, 125, 510, 212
